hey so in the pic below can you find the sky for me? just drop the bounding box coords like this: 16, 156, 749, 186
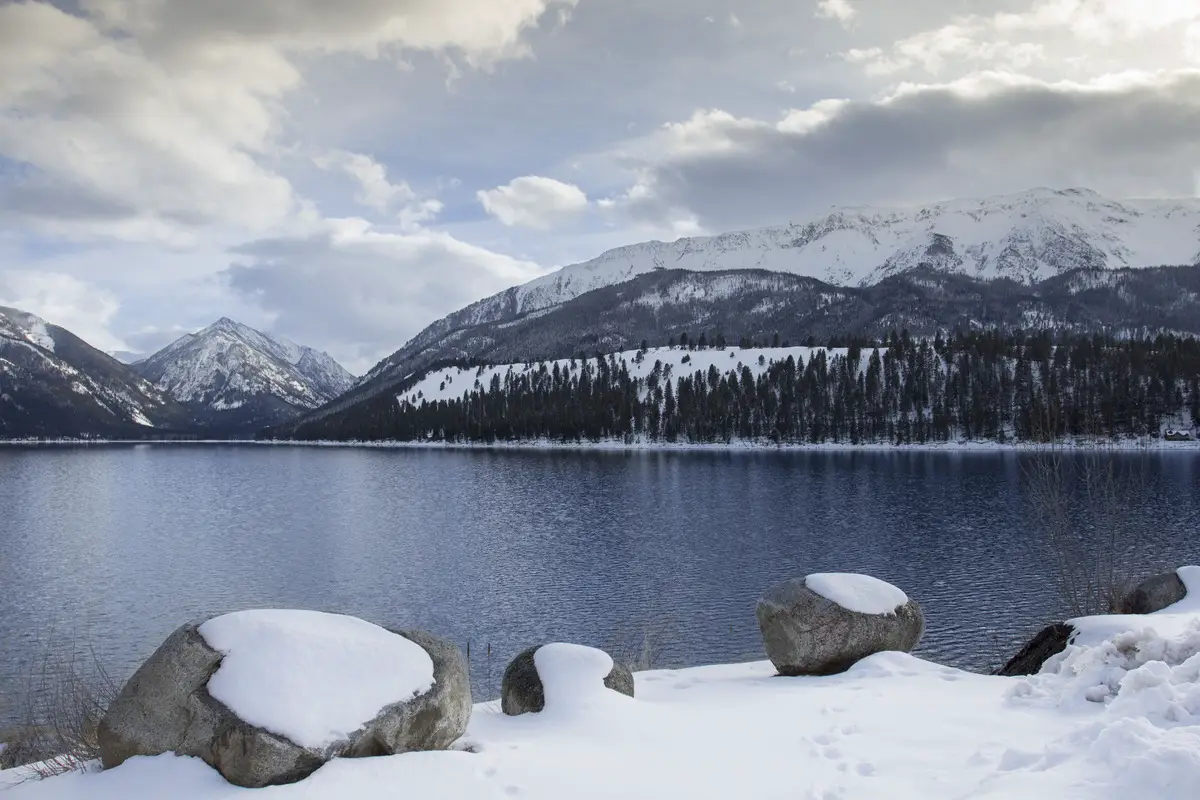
1, 0, 1199, 373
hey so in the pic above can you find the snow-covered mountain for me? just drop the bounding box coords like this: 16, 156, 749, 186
348, 187, 1199, 393
512, 187, 1199, 309
272, 262, 1200, 439
136, 318, 355, 432
0, 306, 191, 438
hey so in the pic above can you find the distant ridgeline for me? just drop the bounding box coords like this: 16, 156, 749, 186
266, 331, 1200, 445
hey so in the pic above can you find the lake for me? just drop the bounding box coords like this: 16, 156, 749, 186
2, 444, 1198, 722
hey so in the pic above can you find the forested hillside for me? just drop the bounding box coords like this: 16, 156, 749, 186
290, 265, 1200, 431
270, 331, 1200, 445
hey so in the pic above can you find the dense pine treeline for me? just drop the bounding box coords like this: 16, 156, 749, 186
277, 331, 1200, 445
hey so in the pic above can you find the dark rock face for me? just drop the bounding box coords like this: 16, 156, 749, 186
97, 618, 470, 788
996, 623, 1076, 677
1113, 571, 1187, 615
756, 577, 925, 677
500, 646, 635, 716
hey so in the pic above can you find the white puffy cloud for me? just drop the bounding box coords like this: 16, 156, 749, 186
848, 0, 1200, 78
815, 0, 857, 27
993, 0, 1199, 43
79, 0, 576, 66
313, 150, 417, 212
477, 176, 589, 229
0, 270, 124, 352
223, 218, 548, 371
0, 0, 575, 243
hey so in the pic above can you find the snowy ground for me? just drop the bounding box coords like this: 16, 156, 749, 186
5, 569, 1200, 799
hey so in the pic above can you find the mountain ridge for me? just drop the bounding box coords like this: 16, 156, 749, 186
267, 263, 1200, 439
135, 318, 356, 433
0, 306, 194, 438
356, 187, 1200, 389
291, 187, 1200, 427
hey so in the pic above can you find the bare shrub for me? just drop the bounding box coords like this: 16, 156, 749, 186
605, 615, 679, 674
1022, 442, 1150, 618
0, 643, 119, 779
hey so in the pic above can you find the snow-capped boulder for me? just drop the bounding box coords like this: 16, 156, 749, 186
1113, 570, 1188, 615
501, 643, 634, 716
756, 573, 925, 676
97, 610, 470, 788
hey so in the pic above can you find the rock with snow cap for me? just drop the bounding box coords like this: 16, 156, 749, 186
97, 610, 470, 788
756, 573, 925, 676
501, 643, 635, 716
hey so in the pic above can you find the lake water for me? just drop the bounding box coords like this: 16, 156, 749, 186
2, 444, 1199, 722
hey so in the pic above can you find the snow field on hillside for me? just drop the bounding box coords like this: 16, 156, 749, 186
398, 345, 862, 407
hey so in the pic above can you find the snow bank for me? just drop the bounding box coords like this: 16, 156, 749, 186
996, 577, 1200, 798
1065, 566, 1200, 648
805, 573, 909, 614
197, 610, 434, 750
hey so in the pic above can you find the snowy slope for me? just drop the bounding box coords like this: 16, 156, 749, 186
137, 319, 355, 424
398, 346, 859, 407
0, 306, 190, 437
7, 567, 1200, 798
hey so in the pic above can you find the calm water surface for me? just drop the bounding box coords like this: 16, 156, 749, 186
1, 445, 1198, 720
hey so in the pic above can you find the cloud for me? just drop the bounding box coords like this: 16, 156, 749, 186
0, 270, 124, 351
0, 0, 575, 243
79, 0, 577, 66
815, 0, 856, 27
0, 2, 301, 244
477, 176, 589, 229
313, 150, 417, 212
849, 0, 1200, 78
993, 0, 1199, 43
223, 218, 547, 371
5, 0, 1200, 367
119, 325, 196, 357
608, 70, 1200, 232
853, 24, 1044, 76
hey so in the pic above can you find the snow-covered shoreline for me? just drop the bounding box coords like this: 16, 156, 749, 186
3, 436, 1198, 453
6, 571, 1200, 798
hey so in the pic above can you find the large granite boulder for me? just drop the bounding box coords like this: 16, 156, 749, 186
501, 643, 634, 716
1112, 570, 1188, 615
756, 573, 925, 676
98, 610, 470, 788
